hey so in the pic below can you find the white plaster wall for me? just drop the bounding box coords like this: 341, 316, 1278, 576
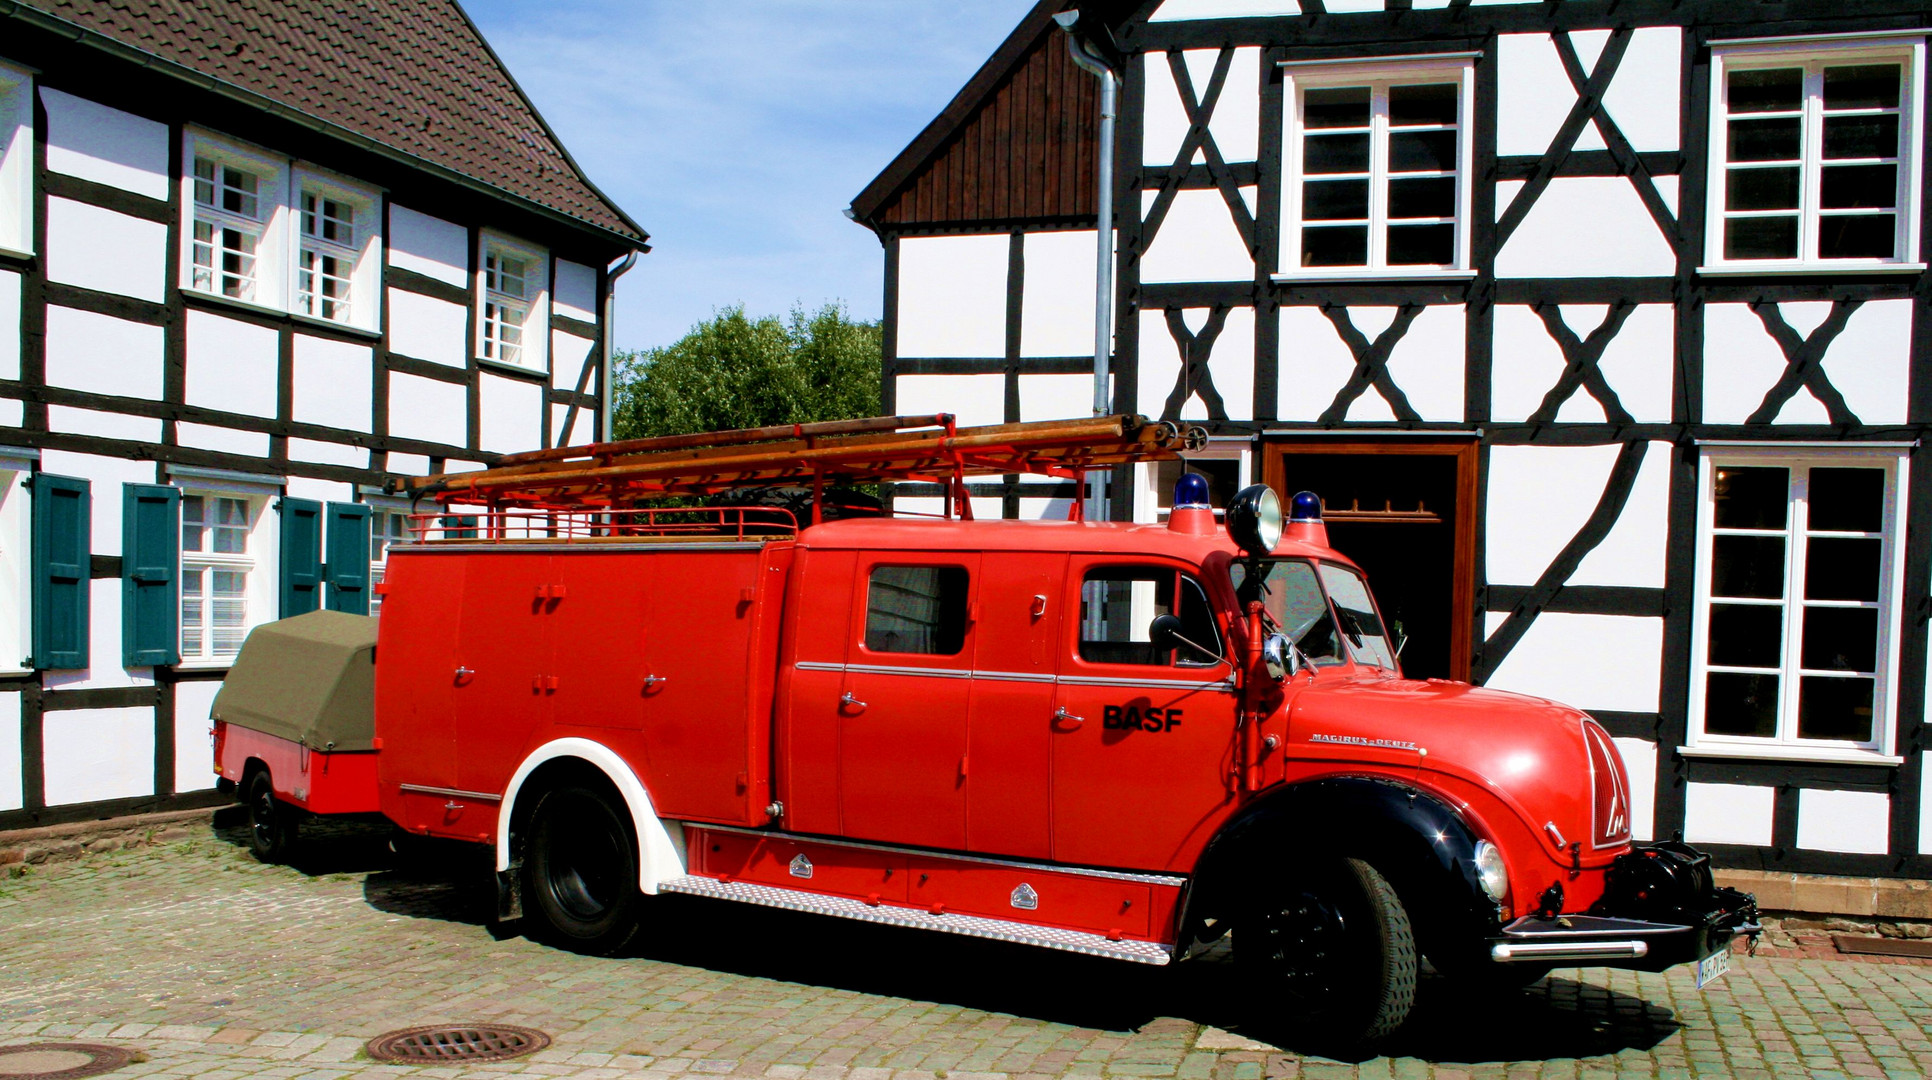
1141, 307, 1256, 422
550, 404, 585, 448
1383, 305, 1464, 422
39, 88, 168, 200
552, 330, 596, 392
285, 477, 355, 504
1019, 373, 1098, 423
1484, 612, 1662, 712
1703, 303, 1788, 424
896, 234, 1008, 358
890, 496, 1004, 521
47, 406, 162, 443
44, 197, 167, 303
387, 288, 469, 368
387, 452, 432, 477
1684, 782, 1776, 847
553, 259, 599, 324
1596, 304, 1675, 423
288, 439, 369, 468
1020, 230, 1101, 358
1017, 498, 1076, 521
1818, 299, 1912, 426
895, 373, 1004, 429
479, 372, 543, 454
174, 679, 221, 793
1485, 442, 1621, 585
176, 423, 270, 457
0, 400, 22, 428
44, 577, 151, 690
1142, 47, 1264, 164
1570, 441, 1670, 588
1148, 0, 1298, 20
1796, 788, 1889, 855
0, 691, 18, 811
1491, 305, 1568, 422
1602, 27, 1682, 153
0, 270, 18, 380
44, 306, 163, 399
291, 334, 373, 432
42, 706, 155, 805
1497, 34, 1584, 157
1495, 178, 1676, 278
1144, 51, 1192, 167
1141, 188, 1254, 283
388, 205, 468, 287
1277, 306, 1356, 422
185, 310, 278, 418
388, 373, 467, 448
1610, 736, 1657, 842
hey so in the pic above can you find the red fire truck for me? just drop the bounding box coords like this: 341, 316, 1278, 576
212, 414, 1757, 1046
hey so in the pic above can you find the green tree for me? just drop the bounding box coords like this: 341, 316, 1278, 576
611, 303, 882, 440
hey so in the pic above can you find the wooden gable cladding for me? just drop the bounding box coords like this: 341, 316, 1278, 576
869, 28, 1099, 230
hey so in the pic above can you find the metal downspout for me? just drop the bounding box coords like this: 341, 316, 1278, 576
601, 251, 639, 443
1054, 11, 1117, 522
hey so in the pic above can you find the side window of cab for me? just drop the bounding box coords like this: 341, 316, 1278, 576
862, 564, 970, 656
1077, 564, 1223, 667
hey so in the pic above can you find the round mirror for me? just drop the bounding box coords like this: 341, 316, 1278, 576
1227, 484, 1284, 556
1262, 633, 1295, 681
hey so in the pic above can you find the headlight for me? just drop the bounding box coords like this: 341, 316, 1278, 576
1474, 840, 1509, 903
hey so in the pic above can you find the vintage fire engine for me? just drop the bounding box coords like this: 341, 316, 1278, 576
212, 413, 1757, 1045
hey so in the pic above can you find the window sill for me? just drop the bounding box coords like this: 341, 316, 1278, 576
183, 288, 381, 338
292, 311, 382, 341
1677, 743, 1903, 766
1697, 262, 1927, 277
0, 244, 32, 262
1273, 269, 1479, 283
475, 355, 551, 379
175, 660, 236, 674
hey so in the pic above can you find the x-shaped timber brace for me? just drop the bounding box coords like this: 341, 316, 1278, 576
389, 414, 1207, 528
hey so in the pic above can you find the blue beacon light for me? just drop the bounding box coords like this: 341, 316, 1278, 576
1291, 490, 1323, 522
1174, 472, 1211, 509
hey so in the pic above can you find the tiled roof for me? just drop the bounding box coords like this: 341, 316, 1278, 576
13, 0, 645, 245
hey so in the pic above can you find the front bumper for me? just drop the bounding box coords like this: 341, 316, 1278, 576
1485, 841, 1760, 971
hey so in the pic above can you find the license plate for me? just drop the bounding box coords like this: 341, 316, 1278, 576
1695, 945, 1731, 988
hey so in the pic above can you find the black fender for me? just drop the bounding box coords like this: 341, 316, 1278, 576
1178, 776, 1503, 955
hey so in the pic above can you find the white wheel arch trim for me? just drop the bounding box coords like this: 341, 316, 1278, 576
496, 737, 688, 894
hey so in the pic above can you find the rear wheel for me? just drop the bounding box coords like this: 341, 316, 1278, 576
1240, 857, 1417, 1049
522, 783, 643, 955
244, 769, 297, 863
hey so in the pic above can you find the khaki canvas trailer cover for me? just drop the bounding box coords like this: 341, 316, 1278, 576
211, 610, 378, 752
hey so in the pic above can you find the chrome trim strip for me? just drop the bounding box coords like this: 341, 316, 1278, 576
1491, 940, 1649, 962
692, 823, 1189, 887
658, 875, 1172, 965
794, 661, 845, 673
843, 662, 974, 680
401, 542, 770, 554
399, 783, 502, 804
792, 661, 1231, 693
1055, 673, 1234, 692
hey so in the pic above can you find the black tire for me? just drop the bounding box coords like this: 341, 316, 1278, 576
244, 769, 297, 863
522, 783, 644, 955
1240, 856, 1418, 1049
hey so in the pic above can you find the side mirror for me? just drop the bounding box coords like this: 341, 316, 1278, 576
1150, 614, 1224, 664
1262, 633, 1297, 681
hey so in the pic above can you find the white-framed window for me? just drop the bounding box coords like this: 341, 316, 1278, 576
1278, 55, 1476, 278
477, 233, 548, 371
1687, 449, 1909, 762
185, 136, 283, 306
367, 505, 411, 615
0, 59, 32, 256
292, 168, 380, 330
1137, 441, 1253, 523
1706, 35, 1926, 270
179, 491, 262, 664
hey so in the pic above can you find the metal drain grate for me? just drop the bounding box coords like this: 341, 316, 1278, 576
0, 1042, 135, 1079
364, 1024, 550, 1064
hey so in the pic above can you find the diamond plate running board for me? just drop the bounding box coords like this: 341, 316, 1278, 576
657, 876, 1173, 965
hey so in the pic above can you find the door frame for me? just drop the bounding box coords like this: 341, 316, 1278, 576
1262, 439, 1479, 681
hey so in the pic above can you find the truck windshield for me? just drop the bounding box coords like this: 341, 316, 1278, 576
1230, 559, 1396, 671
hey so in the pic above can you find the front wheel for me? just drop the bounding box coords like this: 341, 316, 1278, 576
244, 769, 297, 863
522, 783, 644, 955
1240, 856, 1418, 1049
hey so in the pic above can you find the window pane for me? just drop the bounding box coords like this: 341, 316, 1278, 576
1801, 606, 1878, 672
1175, 576, 1223, 666
1303, 86, 1370, 129
1823, 64, 1901, 110
1728, 67, 1803, 113
1388, 82, 1457, 126
1804, 537, 1880, 602
1388, 176, 1456, 219
1713, 466, 1788, 528
1728, 117, 1801, 162
1705, 671, 1780, 737
1712, 535, 1786, 599
1317, 563, 1395, 670
1823, 114, 1899, 161
1820, 164, 1897, 210
1725, 216, 1799, 259
1304, 133, 1370, 174
864, 566, 968, 655
1386, 223, 1455, 266
1808, 468, 1885, 532
1235, 559, 1343, 667
1727, 167, 1801, 211
1301, 225, 1368, 267
1796, 675, 1874, 742
1818, 213, 1897, 260
1079, 567, 1174, 666
1302, 179, 1369, 221
1709, 603, 1782, 667
1389, 130, 1457, 172
182, 495, 205, 552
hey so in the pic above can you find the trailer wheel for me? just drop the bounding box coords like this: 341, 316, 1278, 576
244, 770, 297, 863
1241, 856, 1417, 1048
523, 783, 643, 955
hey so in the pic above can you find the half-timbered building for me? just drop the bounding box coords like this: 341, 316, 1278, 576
852, 0, 1932, 879
0, 0, 644, 828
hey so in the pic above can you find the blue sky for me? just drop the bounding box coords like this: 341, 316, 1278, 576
461, 1, 1041, 353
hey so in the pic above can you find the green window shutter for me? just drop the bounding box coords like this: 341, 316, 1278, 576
31, 474, 90, 670
122, 484, 181, 666
279, 497, 323, 617
324, 502, 372, 615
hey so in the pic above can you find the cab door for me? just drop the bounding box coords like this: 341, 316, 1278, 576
836, 554, 979, 850
962, 552, 1066, 859
1050, 559, 1239, 871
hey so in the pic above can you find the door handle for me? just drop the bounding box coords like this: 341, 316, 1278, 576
1031, 594, 1048, 617
1053, 706, 1084, 726
454, 666, 475, 681
840, 691, 867, 713
643, 674, 667, 690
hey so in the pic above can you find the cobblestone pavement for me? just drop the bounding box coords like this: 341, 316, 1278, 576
4, 817, 1931, 1080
